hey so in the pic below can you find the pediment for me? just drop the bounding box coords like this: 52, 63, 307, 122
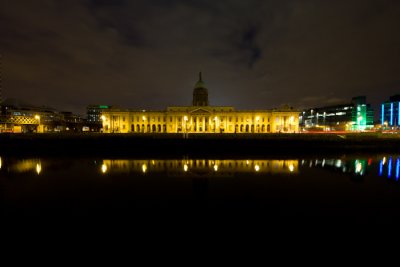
189, 108, 211, 114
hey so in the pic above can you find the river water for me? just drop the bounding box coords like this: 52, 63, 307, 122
1, 153, 400, 224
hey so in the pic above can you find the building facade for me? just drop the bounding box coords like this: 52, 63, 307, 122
299, 96, 374, 131
381, 95, 400, 128
86, 105, 111, 132
102, 73, 300, 134
0, 98, 82, 133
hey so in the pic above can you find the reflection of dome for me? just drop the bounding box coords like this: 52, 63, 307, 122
192, 72, 209, 106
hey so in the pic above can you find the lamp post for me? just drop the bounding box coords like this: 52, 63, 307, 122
142, 115, 146, 133
35, 115, 41, 133
184, 115, 188, 138
256, 116, 260, 133
101, 115, 106, 133
214, 116, 218, 133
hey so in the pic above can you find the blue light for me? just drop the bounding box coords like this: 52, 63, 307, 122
379, 160, 383, 176
388, 157, 392, 178
381, 104, 384, 125
390, 103, 393, 126
398, 102, 400, 126
396, 158, 400, 181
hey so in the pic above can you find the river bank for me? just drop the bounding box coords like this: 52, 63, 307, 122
0, 132, 399, 157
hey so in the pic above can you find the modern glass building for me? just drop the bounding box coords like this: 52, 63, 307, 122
381, 95, 400, 128
86, 105, 111, 131
299, 96, 374, 131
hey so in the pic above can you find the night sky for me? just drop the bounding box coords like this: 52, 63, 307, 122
1, 0, 400, 117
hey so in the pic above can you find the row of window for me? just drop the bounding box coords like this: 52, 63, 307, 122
108, 115, 279, 123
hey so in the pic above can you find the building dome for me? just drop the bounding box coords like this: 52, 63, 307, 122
192, 72, 209, 106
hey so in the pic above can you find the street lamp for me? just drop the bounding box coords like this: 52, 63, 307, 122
256, 116, 260, 133
184, 116, 188, 138
142, 115, 146, 133
100, 115, 106, 133
34, 115, 41, 133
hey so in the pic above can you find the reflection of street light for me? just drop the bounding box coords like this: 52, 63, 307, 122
289, 164, 294, 172
101, 164, 107, 173
36, 163, 42, 175
35, 115, 41, 133
142, 164, 147, 173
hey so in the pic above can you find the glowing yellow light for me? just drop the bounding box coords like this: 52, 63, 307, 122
184, 164, 188, 172
184, 116, 188, 121
36, 163, 41, 175
142, 116, 146, 121
101, 164, 107, 173
246, 160, 249, 165
152, 160, 155, 165
383, 157, 386, 165
214, 164, 218, 171
0, 157, 2, 170
101, 115, 106, 121
142, 164, 147, 173
214, 116, 218, 121
289, 164, 294, 172
256, 116, 260, 121
34, 115, 40, 120
254, 164, 260, 172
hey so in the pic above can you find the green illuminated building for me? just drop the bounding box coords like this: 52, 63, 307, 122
300, 96, 374, 131
350, 96, 374, 131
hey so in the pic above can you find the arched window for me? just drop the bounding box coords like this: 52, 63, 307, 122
152, 124, 156, 132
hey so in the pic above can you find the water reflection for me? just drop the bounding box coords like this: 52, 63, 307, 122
378, 155, 400, 181
1, 155, 400, 182
300, 157, 371, 178
0, 158, 43, 175
99, 159, 299, 177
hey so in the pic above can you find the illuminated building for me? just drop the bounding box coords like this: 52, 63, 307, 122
299, 96, 374, 131
381, 95, 400, 129
0, 98, 81, 133
86, 105, 111, 132
101, 73, 300, 134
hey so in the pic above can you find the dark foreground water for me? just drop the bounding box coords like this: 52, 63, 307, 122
1, 153, 400, 225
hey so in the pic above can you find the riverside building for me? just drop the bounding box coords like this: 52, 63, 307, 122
299, 96, 374, 131
381, 95, 400, 128
101, 73, 300, 134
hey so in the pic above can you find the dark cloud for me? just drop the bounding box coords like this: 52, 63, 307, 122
1, 0, 399, 118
